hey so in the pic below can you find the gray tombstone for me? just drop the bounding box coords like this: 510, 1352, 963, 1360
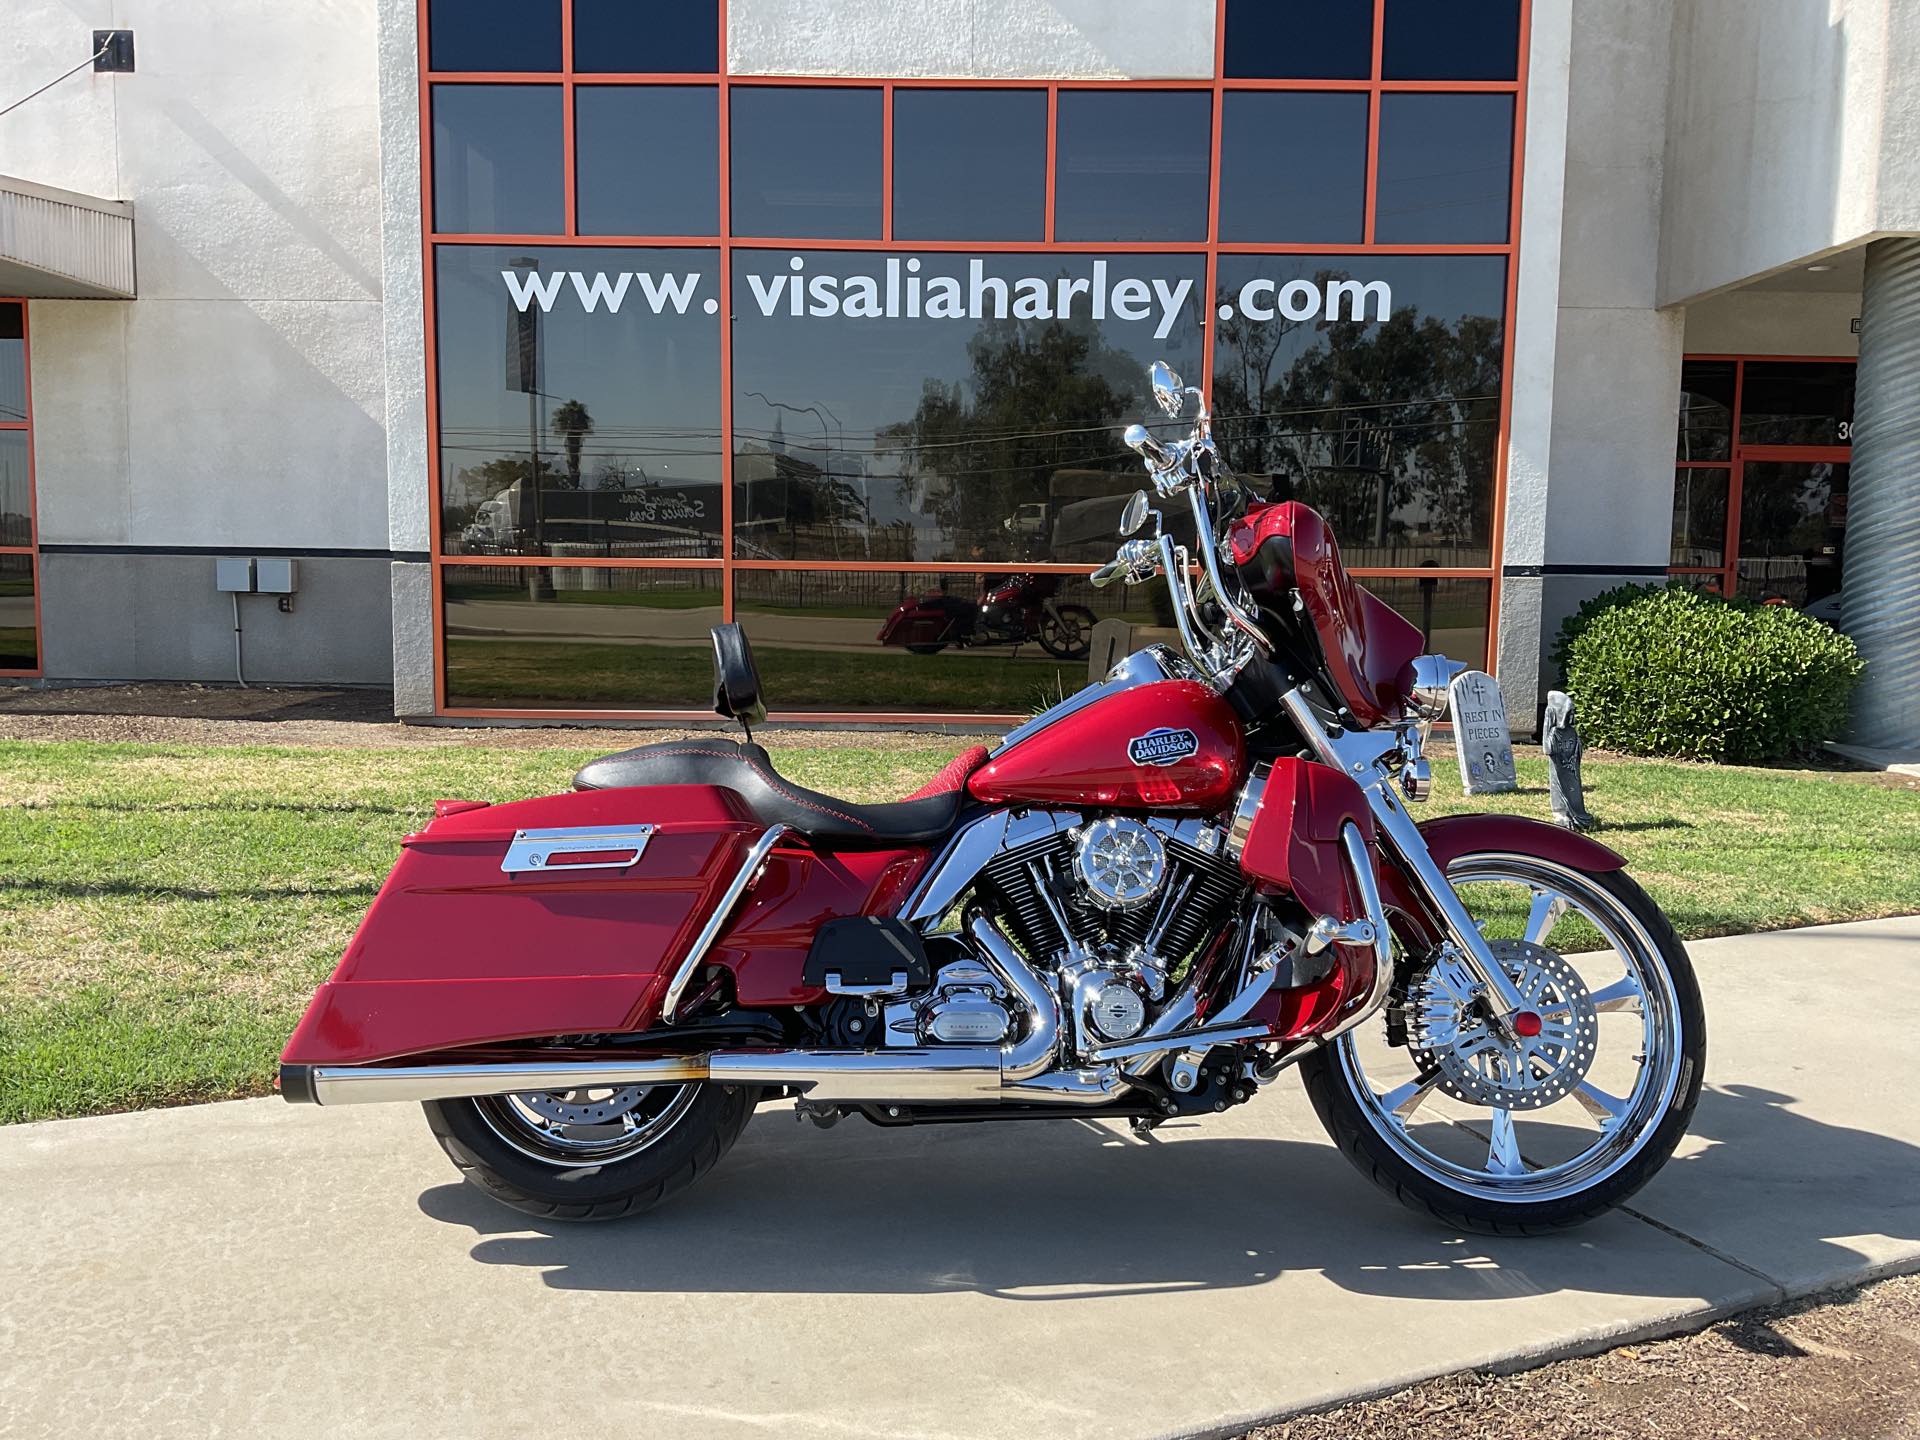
1449, 669, 1518, 795
1544, 689, 1597, 830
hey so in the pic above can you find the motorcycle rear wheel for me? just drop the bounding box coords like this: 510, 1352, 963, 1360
424, 1081, 758, 1222
1038, 605, 1098, 659
1301, 858, 1704, 1234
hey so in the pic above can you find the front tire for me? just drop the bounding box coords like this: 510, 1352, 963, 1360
1302, 860, 1704, 1234
424, 1081, 757, 1222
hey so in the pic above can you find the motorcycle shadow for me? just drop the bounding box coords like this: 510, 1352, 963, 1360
416, 1082, 1916, 1304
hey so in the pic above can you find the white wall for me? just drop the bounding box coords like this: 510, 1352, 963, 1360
1661, 0, 1920, 304
2, 0, 392, 682
1682, 288, 1862, 355
728, 0, 1216, 78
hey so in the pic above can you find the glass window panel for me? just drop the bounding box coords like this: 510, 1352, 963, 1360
1219, 92, 1368, 244
443, 565, 722, 709
434, 246, 723, 557
1359, 576, 1490, 669
1224, 0, 1373, 80
736, 569, 1163, 714
573, 0, 717, 73
1670, 466, 1728, 568
730, 249, 1207, 564
1736, 460, 1849, 609
1213, 254, 1508, 568
0, 554, 34, 672
576, 87, 719, 236
1677, 360, 1735, 461
432, 85, 564, 235
0, 433, 29, 546
1739, 361, 1856, 447
1382, 0, 1521, 81
892, 90, 1046, 242
428, 0, 560, 72
730, 88, 883, 239
0, 302, 23, 423
1054, 92, 1212, 243
1374, 94, 1513, 244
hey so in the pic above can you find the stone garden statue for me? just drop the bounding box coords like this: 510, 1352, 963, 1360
1544, 689, 1597, 831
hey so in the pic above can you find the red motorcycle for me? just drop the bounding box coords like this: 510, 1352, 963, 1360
877, 571, 1098, 659
281, 363, 1703, 1233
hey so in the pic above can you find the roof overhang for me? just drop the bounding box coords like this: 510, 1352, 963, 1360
0, 174, 135, 299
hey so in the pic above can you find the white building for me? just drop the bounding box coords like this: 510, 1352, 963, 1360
1, 0, 1913, 744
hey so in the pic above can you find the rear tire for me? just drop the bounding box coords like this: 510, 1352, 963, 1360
424, 1082, 758, 1222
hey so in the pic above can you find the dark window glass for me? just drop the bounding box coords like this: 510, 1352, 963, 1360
428, 0, 560, 72
443, 565, 722, 709
432, 85, 564, 235
1375, 94, 1513, 244
573, 0, 717, 73
1363, 577, 1490, 669
736, 570, 1160, 713
1382, 0, 1521, 80
1736, 460, 1849, 608
1671, 466, 1729, 568
1677, 360, 1736, 460
892, 90, 1046, 241
730, 88, 883, 239
576, 87, 719, 236
1225, 0, 1373, 79
0, 302, 24, 423
1219, 92, 1367, 244
433, 246, 723, 556
731, 250, 1206, 564
0, 432, 28, 546
1054, 92, 1212, 243
1213, 254, 1508, 568
0, 554, 34, 672
1739, 361, 1856, 447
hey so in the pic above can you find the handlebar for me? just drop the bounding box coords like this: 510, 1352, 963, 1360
1092, 364, 1271, 683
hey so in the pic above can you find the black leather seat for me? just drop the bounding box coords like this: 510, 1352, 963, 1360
574, 739, 970, 847
572, 623, 971, 847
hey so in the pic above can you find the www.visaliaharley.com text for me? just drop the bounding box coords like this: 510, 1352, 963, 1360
500, 256, 1394, 340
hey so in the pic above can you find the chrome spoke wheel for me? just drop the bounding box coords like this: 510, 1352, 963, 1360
473, 1083, 699, 1169
1335, 857, 1688, 1207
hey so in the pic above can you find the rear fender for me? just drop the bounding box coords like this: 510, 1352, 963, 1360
1377, 814, 1627, 950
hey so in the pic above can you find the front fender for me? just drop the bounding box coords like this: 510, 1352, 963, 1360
1377, 814, 1626, 950
1415, 814, 1625, 873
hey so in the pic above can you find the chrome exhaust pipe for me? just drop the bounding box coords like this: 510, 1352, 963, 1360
284, 1055, 710, 1107
707, 1048, 1000, 1102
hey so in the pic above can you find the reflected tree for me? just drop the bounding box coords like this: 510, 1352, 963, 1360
550, 399, 595, 488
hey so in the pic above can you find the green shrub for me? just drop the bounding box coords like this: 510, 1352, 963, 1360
1558, 585, 1863, 763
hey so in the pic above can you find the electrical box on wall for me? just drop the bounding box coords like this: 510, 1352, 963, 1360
255, 558, 299, 594
215, 557, 255, 592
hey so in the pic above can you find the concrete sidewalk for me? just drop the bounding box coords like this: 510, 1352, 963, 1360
2, 917, 1917, 1440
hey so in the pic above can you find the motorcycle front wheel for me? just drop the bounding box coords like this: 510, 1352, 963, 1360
1301, 856, 1704, 1234
424, 1081, 758, 1221
1037, 604, 1098, 659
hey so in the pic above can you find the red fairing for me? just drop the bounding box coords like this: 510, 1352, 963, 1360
1233, 760, 1380, 1041
1227, 501, 1424, 728
280, 786, 927, 1067
968, 679, 1247, 813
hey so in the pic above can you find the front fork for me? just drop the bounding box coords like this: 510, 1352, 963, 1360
1280, 686, 1533, 1037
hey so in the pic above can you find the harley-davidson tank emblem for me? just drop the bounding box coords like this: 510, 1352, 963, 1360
1127, 727, 1200, 767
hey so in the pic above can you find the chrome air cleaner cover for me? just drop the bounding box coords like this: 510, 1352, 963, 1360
1072, 817, 1167, 912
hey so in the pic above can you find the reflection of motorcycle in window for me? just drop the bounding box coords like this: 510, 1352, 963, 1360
877, 572, 1098, 659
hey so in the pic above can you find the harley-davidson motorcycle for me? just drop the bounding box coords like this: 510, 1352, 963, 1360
280, 362, 1704, 1233
877, 571, 1098, 659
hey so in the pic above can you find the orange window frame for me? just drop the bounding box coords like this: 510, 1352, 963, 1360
0, 297, 40, 679
1671, 353, 1856, 598
417, 0, 1532, 722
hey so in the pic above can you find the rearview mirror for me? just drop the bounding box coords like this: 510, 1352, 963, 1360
1119, 490, 1151, 536
1149, 361, 1183, 418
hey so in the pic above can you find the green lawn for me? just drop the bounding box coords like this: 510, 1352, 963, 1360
1, 736, 1915, 1125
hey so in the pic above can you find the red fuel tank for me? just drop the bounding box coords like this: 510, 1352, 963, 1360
969, 679, 1246, 813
